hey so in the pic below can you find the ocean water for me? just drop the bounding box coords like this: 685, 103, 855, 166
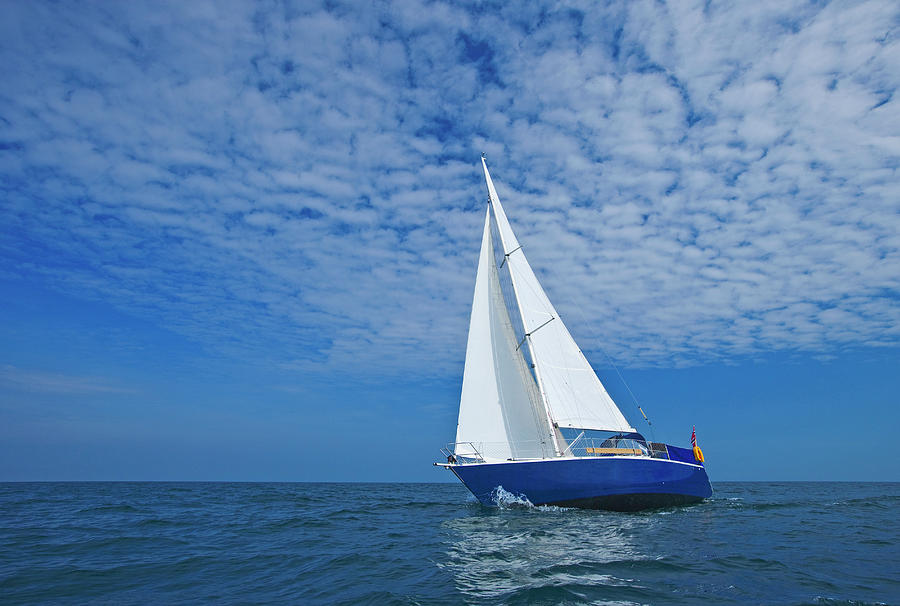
0, 482, 897, 605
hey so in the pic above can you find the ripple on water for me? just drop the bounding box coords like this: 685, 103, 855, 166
0, 482, 898, 605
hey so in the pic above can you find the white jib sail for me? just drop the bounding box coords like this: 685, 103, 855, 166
455, 209, 554, 462
481, 158, 636, 434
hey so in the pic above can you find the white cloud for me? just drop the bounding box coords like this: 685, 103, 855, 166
0, 366, 134, 395
0, 0, 897, 378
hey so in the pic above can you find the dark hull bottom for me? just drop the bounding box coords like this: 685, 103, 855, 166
450, 456, 712, 512
547, 492, 704, 512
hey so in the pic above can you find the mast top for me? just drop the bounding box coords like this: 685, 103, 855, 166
477, 159, 636, 435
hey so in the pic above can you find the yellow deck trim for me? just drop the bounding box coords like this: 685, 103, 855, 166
585, 447, 643, 455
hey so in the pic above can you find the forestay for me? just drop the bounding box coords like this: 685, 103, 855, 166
455, 210, 554, 462
481, 158, 636, 434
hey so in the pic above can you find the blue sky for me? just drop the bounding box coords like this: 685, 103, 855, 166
1, 0, 898, 481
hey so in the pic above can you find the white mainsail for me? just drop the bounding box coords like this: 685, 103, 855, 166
481, 158, 636, 435
455, 209, 554, 462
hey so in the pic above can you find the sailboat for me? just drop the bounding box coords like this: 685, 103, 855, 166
436, 156, 712, 511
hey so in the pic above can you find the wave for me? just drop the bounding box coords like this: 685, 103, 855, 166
76, 503, 141, 514
794, 598, 891, 606
489, 486, 571, 512
4, 482, 896, 605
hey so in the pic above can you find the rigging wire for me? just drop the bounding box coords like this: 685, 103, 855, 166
598, 347, 656, 442
570, 302, 657, 443
492, 195, 629, 441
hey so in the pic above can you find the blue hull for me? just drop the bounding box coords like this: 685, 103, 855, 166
449, 456, 712, 511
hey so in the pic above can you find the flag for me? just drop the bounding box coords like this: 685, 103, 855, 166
691, 426, 704, 463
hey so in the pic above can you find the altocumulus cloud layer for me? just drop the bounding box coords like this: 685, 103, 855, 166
1, 1, 898, 377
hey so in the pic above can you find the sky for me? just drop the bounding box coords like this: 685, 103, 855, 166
1, 0, 898, 481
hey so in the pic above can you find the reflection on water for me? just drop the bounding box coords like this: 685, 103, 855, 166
1, 483, 896, 604
442, 497, 652, 602
436, 484, 900, 605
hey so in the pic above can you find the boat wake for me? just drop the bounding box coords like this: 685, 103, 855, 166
490, 485, 532, 508
489, 486, 570, 512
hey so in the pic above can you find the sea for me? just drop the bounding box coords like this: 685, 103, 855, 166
1, 482, 897, 605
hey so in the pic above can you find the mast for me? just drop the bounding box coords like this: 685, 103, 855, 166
455, 207, 554, 461
482, 156, 563, 457
479, 155, 636, 437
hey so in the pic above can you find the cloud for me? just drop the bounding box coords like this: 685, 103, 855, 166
0, 0, 897, 377
0, 366, 134, 395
